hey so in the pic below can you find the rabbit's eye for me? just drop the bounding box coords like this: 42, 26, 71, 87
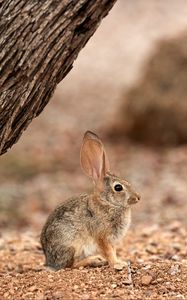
114, 184, 123, 192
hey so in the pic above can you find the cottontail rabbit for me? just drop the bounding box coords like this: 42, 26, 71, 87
41, 131, 140, 270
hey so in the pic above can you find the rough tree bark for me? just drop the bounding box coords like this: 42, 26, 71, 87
0, 0, 117, 155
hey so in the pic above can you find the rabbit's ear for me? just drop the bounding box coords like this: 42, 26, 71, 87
80, 131, 110, 185
102, 148, 110, 176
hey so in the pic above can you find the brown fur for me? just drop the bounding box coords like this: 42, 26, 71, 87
40, 132, 140, 270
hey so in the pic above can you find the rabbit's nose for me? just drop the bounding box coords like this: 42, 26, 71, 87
128, 192, 140, 205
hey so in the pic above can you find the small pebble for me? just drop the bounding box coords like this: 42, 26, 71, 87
73, 285, 79, 290
28, 285, 37, 292
141, 275, 153, 285
172, 255, 180, 261
170, 264, 179, 275
175, 295, 185, 299
122, 279, 132, 285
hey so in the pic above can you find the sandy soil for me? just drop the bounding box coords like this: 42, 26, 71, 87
0, 222, 187, 300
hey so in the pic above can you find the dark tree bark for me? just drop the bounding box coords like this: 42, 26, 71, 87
0, 0, 117, 155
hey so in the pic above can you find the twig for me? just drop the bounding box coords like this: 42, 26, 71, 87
127, 260, 134, 288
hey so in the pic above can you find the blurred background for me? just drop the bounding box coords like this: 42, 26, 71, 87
1, 0, 187, 231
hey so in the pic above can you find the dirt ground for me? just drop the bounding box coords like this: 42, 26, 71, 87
1, 1, 187, 299
0, 222, 187, 300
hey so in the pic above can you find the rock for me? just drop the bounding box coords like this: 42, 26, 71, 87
81, 294, 90, 300
52, 291, 63, 299
157, 278, 164, 283
175, 295, 185, 299
35, 291, 44, 299
3, 292, 9, 298
170, 264, 180, 275
142, 264, 151, 270
15, 263, 24, 274
172, 255, 180, 261
122, 279, 132, 285
146, 245, 158, 255
28, 285, 38, 292
141, 275, 153, 285
73, 285, 79, 290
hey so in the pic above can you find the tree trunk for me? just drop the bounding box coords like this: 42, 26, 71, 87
0, 0, 117, 155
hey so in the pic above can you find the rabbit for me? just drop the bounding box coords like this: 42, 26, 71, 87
40, 131, 140, 270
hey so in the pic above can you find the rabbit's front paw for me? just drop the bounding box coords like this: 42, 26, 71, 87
113, 260, 127, 271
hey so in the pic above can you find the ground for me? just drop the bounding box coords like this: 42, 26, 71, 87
1, 1, 187, 299
0, 222, 187, 299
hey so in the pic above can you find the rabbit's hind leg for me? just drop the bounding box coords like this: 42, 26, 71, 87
45, 245, 75, 270
73, 255, 108, 268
